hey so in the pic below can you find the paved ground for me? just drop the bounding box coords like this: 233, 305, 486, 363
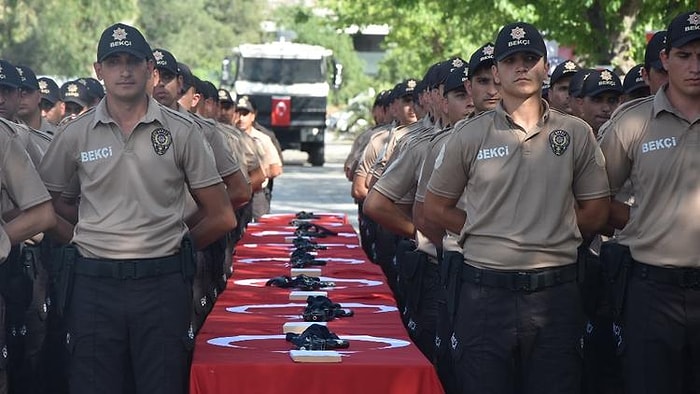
268, 133, 360, 230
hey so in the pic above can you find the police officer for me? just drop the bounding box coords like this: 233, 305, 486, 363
59, 80, 90, 119
217, 88, 236, 125
599, 11, 700, 393
642, 30, 668, 95
568, 68, 594, 118
621, 64, 650, 102
425, 22, 609, 393
38, 23, 235, 394
547, 60, 581, 114
37, 77, 64, 127
16, 66, 57, 135
575, 69, 623, 137
466, 42, 500, 116
235, 96, 282, 221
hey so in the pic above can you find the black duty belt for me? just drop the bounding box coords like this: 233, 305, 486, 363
75, 254, 181, 279
461, 263, 578, 292
632, 261, 700, 289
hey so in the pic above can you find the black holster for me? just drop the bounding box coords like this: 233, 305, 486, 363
577, 243, 604, 318
50, 244, 77, 318
180, 235, 196, 283
397, 249, 427, 315
599, 241, 632, 320
441, 250, 464, 325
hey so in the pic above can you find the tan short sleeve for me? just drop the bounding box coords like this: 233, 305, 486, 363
600, 124, 632, 196
38, 125, 78, 193
372, 148, 421, 202
204, 124, 240, 177
2, 132, 51, 210
179, 124, 223, 190
427, 130, 471, 200
572, 127, 610, 200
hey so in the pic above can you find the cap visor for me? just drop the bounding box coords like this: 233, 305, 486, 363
98, 48, 148, 62
496, 49, 544, 62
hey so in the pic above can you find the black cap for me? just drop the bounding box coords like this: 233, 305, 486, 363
60, 80, 90, 108
468, 43, 495, 79
389, 79, 419, 103
372, 90, 386, 108
666, 11, 700, 49
16, 65, 39, 91
0, 60, 21, 89
177, 62, 195, 91
580, 69, 623, 97
549, 60, 580, 86
622, 64, 649, 95
197, 80, 219, 101
568, 69, 594, 98
152, 48, 178, 75
644, 30, 666, 71
97, 23, 152, 62
434, 58, 465, 88
380, 89, 392, 108
236, 95, 255, 112
444, 64, 469, 94
422, 62, 440, 90
494, 22, 547, 62
84, 78, 105, 100
218, 88, 234, 104
37, 77, 60, 104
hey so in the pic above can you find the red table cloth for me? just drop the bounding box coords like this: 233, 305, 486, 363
189, 213, 445, 394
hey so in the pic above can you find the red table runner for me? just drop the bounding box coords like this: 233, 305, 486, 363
189, 213, 444, 394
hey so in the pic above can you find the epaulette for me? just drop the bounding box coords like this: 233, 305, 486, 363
610, 96, 654, 120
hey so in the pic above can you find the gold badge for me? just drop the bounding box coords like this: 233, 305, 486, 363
151, 128, 172, 156
549, 129, 570, 156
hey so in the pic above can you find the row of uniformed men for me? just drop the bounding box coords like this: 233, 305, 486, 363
0, 23, 282, 394
345, 11, 698, 394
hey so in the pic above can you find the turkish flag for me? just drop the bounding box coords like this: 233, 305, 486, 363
271, 96, 291, 127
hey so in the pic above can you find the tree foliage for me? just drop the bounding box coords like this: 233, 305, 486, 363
323, 0, 696, 81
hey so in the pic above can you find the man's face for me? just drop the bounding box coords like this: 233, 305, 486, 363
444, 88, 474, 125
178, 87, 196, 112
371, 105, 385, 125
660, 41, 700, 99
202, 98, 220, 120
40, 99, 64, 125
17, 88, 41, 119
577, 92, 620, 135
94, 53, 153, 103
393, 96, 417, 126
548, 76, 574, 114
64, 102, 85, 117
468, 67, 501, 114
494, 52, 548, 100
152, 69, 182, 109
235, 109, 256, 132
219, 102, 236, 125
0, 85, 20, 120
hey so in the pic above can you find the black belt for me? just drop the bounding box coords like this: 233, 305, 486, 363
632, 261, 700, 289
461, 263, 578, 292
75, 254, 182, 279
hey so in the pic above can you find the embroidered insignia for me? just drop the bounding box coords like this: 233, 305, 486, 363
67, 84, 79, 94
407, 79, 417, 89
549, 129, 571, 156
564, 61, 577, 71
483, 45, 495, 56
38, 80, 48, 90
218, 90, 228, 100
16, 68, 23, 77
451, 58, 464, 68
151, 128, 172, 156
510, 26, 526, 40
600, 70, 613, 81
688, 12, 700, 25
200, 296, 207, 307
463, 67, 469, 79
112, 27, 128, 41
153, 50, 164, 62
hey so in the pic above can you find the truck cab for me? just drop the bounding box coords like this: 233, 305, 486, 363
222, 41, 341, 166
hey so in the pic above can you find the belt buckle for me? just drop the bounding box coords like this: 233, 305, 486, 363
117, 261, 137, 280
515, 271, 533, 291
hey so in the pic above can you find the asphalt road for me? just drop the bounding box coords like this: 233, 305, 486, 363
268, 133, 360, 230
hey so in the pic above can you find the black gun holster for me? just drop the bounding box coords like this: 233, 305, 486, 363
397, 248, 427, 316
49, 244, 77, 318
599, 241, 633, 354
440, 250, 464, 325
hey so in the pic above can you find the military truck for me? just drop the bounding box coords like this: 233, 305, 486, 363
221, 41, 342, 166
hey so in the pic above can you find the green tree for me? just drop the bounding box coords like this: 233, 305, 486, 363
323, 0, 695, 80
272, 5, 371, 105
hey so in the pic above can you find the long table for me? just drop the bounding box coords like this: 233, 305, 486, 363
189, 213, 445, 394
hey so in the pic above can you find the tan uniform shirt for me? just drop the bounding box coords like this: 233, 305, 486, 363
39, 97, 222, 259
40, 117, 57, 135
414, 128, 454, 203
222, 125, 262, 174
345, 125, 383, 171
428, 101, 609, 270
600, 90, 700, 267
0, 118, 52, 260
249, 127, 282, 182
355, 128, 391, 179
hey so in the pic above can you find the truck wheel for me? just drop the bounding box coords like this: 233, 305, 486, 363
308, 145, 325, 167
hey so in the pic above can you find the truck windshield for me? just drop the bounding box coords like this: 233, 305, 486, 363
238, 58, 326, 84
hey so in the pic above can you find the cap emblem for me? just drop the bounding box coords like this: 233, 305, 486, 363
510, 26, 526, 40
67, 84, 79, 94
38, 80, 47, 90
112, 27, 128, 41
600, 70, 613, 81
564, 61, 577, 71
153, 50, 164, 62
688, 12, 700, 25
483, 45, 494, 56
451, 59, 464, 68
407, 79, 417, 89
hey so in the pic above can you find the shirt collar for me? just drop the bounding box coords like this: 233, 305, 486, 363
91, 96, 164, 129
494, 98, 551, 130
